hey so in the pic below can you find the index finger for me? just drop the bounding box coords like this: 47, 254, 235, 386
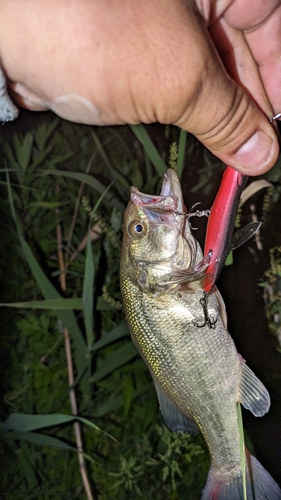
223, 0, 281, 113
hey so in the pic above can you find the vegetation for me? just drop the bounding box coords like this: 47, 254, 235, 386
0, 114, 280, 499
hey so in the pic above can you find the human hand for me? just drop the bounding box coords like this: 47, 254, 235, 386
0, 0, 280, 174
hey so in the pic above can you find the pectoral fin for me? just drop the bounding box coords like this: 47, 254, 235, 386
238, 360, 270, 417
153, 378, 198, 435
157, 255, 211, 287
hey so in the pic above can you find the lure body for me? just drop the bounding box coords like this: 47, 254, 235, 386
204, 166, 247, 292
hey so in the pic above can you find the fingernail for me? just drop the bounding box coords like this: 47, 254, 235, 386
233, 129, 275, 173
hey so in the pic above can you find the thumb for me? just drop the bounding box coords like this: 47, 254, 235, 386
171, 13, 279, 175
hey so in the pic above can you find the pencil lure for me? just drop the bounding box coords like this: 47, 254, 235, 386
204, 166, 260, 293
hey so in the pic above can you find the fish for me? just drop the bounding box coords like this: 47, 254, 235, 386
120, 168, 281, 500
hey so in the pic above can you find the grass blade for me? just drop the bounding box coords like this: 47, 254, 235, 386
3, 430, 97, 463
6, 171, 88, 384
177, 129, 187, 180
238, 403, 247, 500
0, 298, 83, 309
91, 342, 137, 383
82, 231, 94, 347
1, 413, 100, 432
130, 124, 167, 175
17, 445, 39, 488
41, 170, 124, 212
91, 320, 129, 351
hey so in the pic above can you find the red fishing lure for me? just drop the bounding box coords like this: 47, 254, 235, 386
203, 166, 247, 293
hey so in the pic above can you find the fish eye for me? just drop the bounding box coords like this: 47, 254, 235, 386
128, 220, 147, 237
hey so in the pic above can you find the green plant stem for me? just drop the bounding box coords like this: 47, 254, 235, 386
65, 325, 95, 500
237, 403, 247, 500
55, 188, 95, 500
65, 149, 96, 263
176, 129, 187, 180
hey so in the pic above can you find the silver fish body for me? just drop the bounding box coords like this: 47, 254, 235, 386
120, 169, 281, 499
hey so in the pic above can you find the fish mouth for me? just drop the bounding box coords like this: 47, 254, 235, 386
130, 169, 185, 217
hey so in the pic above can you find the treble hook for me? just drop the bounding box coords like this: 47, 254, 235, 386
187, 202, 210, 218
193, 292, 217, 329
176, 203, 210, 219
184, 202, 210, 230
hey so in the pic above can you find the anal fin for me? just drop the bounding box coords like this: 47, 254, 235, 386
238, 360, 270, 417
153, 378, 198, 435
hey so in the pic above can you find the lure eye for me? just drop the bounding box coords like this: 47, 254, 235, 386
128, 220, 147, 237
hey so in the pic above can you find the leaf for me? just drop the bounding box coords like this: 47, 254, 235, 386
17, 234, 87, 360
1, 412, 100, 432
31, 144, 54, 170
28, 201, 68, 209
1, 413, 117, 448
90, 180, 115, 217
91, 341, 138, 383
91, 395, 125, 417
176, 129, 187, 180
17, 446, 39, 488
130, 124, 167, 175
4, 429, 74, 448
224, 252, 233, 267
35, 117, 60, 151
91, 382, 152, 417
83, 231, 94, 347
0, 298, 83, 310
239, 179, 272, 207
123, 376, 134, 416
41, 170, 124, 212
90, 129, 131, 199
15, 132, 33, 171
91, 320, 129, 351
6, 172, 88, 388
265, 154, 281, 182
3, 430, 96, 463
96, 296, 116, 310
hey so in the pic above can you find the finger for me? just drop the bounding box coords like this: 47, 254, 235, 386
222, 0, 281, 30
8, 81, 49, 111
244, 4, 281, 113
170, 12, 279, 175
208, 18, 273, 115
219, 0, 281, 114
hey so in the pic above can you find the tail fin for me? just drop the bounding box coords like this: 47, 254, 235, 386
201, 452, 281, 500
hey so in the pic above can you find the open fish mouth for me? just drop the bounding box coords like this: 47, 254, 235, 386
130, 169, 185, 218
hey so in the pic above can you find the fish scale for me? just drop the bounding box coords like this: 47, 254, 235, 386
120, 169, 281, 499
